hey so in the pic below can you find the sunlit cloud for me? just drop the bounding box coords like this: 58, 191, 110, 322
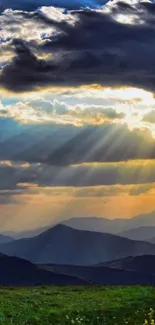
0, 97, 126, 126
1, 86, 155, 133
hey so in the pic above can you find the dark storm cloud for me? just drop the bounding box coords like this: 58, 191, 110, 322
139, 1, 155, 14
0, 39, 58, 92
1, 159, 155, 191
0, 162, 30, 191
1, 1, 155, 91
0, 162, 29, 203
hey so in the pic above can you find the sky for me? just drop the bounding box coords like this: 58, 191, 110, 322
1, 0, 155, 230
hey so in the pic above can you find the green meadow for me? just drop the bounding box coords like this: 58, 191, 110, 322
0, 286, 154, 324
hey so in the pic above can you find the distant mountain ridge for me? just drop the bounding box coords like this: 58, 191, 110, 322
0, 234, 13, 244
62, 211, 155, 234
118, 226, 155, 242
148, 237, 155, 244
3, 210, 155, 239
1, 224, 155, 265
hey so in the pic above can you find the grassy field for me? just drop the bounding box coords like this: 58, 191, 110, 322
0, 286, 154, 324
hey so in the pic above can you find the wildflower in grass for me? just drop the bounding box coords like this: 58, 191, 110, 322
149, 309, 154, 318
143, 309, 155, 325
144, 320, 148, 325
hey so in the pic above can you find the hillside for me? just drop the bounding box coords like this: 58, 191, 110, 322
1, 224, 155, 264
0, 253, 87, 285
39, 262, 155, 285
99, 255, 155, 274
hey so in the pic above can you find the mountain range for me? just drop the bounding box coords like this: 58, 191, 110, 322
100, 255, 155, 274
2, 210, 155, 242
2, 210, 155, 239
1, 224, 155, 265
62, 212, 155, 235
0, 217, 155, 285
39, 255, 155, 285
117, 226, 155, 242
1, 251, 155, 286
0, 234, 13, 244
0, 253, 87, 285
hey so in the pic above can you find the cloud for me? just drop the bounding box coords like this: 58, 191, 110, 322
1, 1, 155, 92
0, 39, 56, 92
0, 190, 22, 204
1, 159, 155, 191
129, 183, 153, 196
74, 185, 129, 197
0, 98, 125, 125
1, 0, 155, 222
142, 110, 155, 124
0, 157, 155, 205
47, 124, 155, 165
28, 183, 154, 197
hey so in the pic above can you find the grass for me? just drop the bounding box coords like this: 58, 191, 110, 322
0, 286, 154, 324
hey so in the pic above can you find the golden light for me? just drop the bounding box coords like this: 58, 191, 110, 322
101, 87, 155, 104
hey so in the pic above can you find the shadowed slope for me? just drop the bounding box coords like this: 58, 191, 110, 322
0, 253, 87, 285
39, 262, 155, 285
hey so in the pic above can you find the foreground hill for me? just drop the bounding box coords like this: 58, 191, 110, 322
100, 255, 155, 274
1, 224, 155, 264
39, 262, 155, 285
0, 253, 86, 285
